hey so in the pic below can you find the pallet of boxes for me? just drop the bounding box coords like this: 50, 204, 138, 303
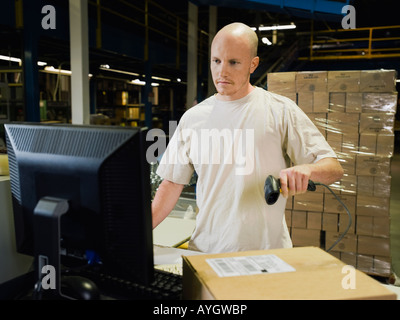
267, 69, 397, 279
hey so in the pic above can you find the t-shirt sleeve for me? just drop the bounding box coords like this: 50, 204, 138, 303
156, 118, 195, 185
284, 100, 337, 165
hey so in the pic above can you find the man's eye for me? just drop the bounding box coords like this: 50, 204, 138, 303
230, 61, 238, 65
213, 59, 220, 64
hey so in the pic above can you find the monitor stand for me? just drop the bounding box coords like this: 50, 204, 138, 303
33, 196, 70, 299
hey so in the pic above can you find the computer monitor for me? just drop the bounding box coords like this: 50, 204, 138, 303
4, 123, 153, 298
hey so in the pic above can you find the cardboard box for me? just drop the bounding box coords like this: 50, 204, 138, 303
357, 175, 391, 197
313, 92, 330, 113
182, 246, 396, 300
373, 217, 390, 237
291, 228, 321, 247
296, 71, 328, 92
307, 211, 322, 230
291, 210, 307, 228
356, 195, 390, 217
359, 70, 396, 92
293, 192, 324, 212
328, 70, 360, 92
280, 92, 297, 103
358, 235, 390, 257
332, 174, 357, 195
373, 256, 392, 276
359, 113, 394, 134
346, 92, 363, 113
340, 252, 357, 268
362, 92, 397, 113
359, 133, 376, 155
322, 213, 339, 232
359, 133, 394, 156
355, 215, 390, 237
327, 138, 341, 153
325, 232, 357, 253
327, 113, 360, 134
326, 130, 358, 154
376, 134, 395, 156
339, 213, 354, 233
358, 254, 392, 277
356, 215, 373, 236
356, 155, 391, 176
357, 254, 374, 273
297, 92, 313, 113
329, 92, 346, 112
267, 72, 297, 94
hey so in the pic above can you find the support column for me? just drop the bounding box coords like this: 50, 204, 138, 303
69, 0, 90, 125
143, 0, 152, 129
187, 2, 198, 109
144, 61, 153, 129
23, 1, 40, 122
207, 5, 217, 97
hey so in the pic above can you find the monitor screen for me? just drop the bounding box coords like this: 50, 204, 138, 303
4, 123, 154, 294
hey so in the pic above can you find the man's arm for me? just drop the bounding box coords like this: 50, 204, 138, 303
152, 179, 185, 229
279, 157, 344, 198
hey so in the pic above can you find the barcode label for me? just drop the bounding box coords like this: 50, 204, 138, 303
206, 254, 295, 278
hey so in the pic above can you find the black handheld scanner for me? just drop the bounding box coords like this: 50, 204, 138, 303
264, 175, 316, 205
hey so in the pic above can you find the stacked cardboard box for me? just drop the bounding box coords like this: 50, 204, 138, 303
268, 69, 397, 277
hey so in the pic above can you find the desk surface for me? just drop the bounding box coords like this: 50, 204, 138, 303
0, 177, 33, 285
153, 216, 196, 248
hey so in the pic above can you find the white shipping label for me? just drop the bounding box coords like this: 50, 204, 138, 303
206, 254, 296, 277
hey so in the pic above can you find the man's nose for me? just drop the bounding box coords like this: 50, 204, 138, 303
218, 61, 229, 76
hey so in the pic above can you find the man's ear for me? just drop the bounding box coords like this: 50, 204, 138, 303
250, 56, 259, 74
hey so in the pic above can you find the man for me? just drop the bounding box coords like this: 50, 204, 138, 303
152, 22, 343, 253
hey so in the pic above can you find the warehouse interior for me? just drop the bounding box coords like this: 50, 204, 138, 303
1, 0, 400, 300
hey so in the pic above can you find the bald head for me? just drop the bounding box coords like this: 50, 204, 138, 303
210, 22, 260, 101
212, 22, 259, 58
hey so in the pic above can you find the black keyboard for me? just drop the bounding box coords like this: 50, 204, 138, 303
80, 268, 183, 300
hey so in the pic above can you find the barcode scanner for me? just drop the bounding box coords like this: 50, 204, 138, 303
263, 174, 352, 253
264, 175, 316, 205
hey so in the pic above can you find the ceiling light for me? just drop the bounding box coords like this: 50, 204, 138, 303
0, 54, 47, 66
258, 23, 296, 31
44, 66, 72, 75
0, 55, 21, 64
100, 67, 140, 77
151, 76, 170, 82
131, 79, 146, 85
261, 37, 272, 45
130, 79, 160, 87
100, 66, 175, 82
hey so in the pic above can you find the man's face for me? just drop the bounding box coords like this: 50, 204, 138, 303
210, 33, 259, 101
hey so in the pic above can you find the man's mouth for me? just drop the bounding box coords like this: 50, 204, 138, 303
217, 80, 231, 85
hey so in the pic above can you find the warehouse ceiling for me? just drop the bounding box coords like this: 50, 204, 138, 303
0, 0, 399, 83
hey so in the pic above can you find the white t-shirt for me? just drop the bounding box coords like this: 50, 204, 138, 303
156, 87, 336, 253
